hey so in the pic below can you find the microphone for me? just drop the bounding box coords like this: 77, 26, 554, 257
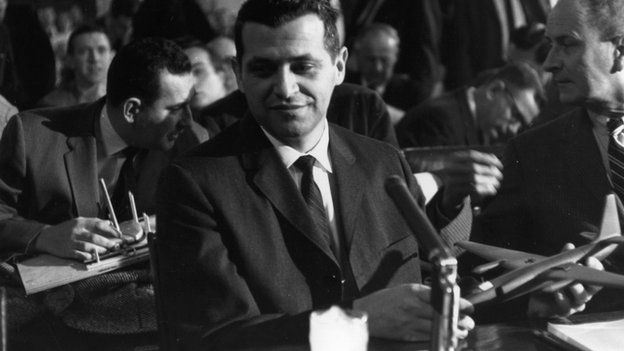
385, 175, 460, 351
384, 175, 451, 260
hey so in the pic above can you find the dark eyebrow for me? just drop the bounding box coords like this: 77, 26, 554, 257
246, 54, 320, 66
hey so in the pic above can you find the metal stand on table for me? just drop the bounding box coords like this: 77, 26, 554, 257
386, 175, 460, 351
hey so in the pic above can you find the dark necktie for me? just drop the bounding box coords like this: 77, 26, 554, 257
294, 155, 334, 255
608, 118, 624, 202
111, 147, 139, 221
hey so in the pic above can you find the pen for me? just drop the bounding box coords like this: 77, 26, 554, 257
99, 178, 121, 236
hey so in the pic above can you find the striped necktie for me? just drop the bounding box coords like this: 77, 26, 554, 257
608, 118, 624, 201
294, 155, 335, 256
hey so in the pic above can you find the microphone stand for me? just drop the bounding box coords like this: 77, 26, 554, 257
386, 175, 460, 351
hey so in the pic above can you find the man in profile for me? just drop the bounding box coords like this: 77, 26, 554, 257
0, 38, 200, 350
397, 61, 544, 148
473, 0, 624, 318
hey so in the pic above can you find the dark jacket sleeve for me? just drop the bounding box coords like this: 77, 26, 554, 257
0, 115, 46, 253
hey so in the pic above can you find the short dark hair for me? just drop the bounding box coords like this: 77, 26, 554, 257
233, 0, 341, 63
67, 24, 110, 55
106, 37, 191, 106
480, 61, 545, 101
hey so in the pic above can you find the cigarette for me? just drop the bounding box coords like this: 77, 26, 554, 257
94, 250, 100, 263
99, 178, 120, 233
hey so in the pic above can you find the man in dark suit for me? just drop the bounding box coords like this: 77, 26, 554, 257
472, 0, 624, 319
155, 0, 480, 349
346, 23, 430, 125
397, 61, 544, 148
0, 38, 203, 350
196, 83, 399, 146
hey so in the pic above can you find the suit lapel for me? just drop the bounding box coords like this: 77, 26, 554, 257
329, 127, 365, 251
64, 102, 102, 217
241, 117, 339, 264
564, 109, 611, 204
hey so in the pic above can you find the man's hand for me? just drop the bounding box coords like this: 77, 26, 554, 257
527, 243, 603, 318
33, 217, 124, 261
432, 150, 503, 213
353, 284, 475, 341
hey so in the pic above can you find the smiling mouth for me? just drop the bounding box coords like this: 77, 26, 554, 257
270, 104, 307, 111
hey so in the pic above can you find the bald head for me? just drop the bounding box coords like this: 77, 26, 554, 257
353, 23, 400, 89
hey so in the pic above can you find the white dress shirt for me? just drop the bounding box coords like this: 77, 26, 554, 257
589, 111, 624, 185
261, 119, 340, 254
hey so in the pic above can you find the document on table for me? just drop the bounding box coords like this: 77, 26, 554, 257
547, 318, 624, 351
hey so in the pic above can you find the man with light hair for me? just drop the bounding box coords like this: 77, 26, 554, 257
472, 0, 624, 319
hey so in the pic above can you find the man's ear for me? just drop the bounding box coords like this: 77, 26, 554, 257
613, 36, 624, 72
484, 79, 506, 99
231, 57, 244, 93
334, 46, 349, 85
122, 98, 141, 124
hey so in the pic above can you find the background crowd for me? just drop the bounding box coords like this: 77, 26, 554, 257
0, 0, 558, 144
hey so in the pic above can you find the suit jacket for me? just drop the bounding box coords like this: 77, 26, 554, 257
345, 71, 428, 111
396, 88, 479, 148
195, 83, 399, 146
472, 108, 624, 316
0, 98, 207, 253
156, 115, 465, 350
0, 98, 207, 341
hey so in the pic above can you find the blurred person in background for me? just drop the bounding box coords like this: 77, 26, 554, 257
397, 61, 544, 148
207, 36, 238, 93
346, 23, 425, 125
39, 25, 112, 107
177, 37, 228, 111
97, 0, 142, 52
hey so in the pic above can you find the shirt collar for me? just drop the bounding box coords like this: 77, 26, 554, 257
99, 105, 128, 156
260, 118, 333, 173
587, 110, 624, 136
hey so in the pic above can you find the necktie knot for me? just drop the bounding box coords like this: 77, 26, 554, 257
294, 155, 316, 174
607, 118, 624, 135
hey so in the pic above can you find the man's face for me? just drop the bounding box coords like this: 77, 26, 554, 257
236, 14, 346, 149
543, 0, 619, 106
356, 33, 398, 89
479, 84, 541, 144
185, 46, 227, 109
132, 71, 194, 152
69, 32, 113, 86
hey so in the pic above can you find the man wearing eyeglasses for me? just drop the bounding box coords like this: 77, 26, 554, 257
396, 61, 544, 148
